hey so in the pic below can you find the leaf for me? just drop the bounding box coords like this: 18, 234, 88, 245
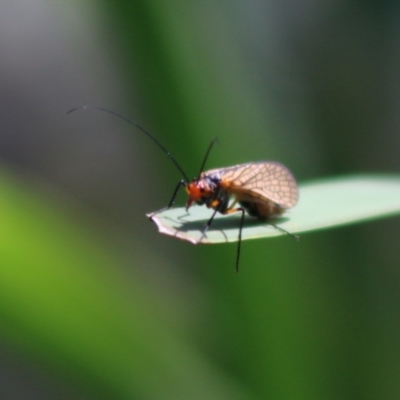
147, 174, 400, 244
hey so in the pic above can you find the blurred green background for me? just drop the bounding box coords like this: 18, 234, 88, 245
0, 1, 399, 399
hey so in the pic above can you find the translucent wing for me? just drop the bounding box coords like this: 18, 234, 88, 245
203, 162, 298, 208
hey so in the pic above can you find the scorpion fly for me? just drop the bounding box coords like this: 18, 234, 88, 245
68, 106, 299, 272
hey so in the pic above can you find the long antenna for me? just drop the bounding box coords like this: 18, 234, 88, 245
196, 137, 217, 179
67, 105, 190, 183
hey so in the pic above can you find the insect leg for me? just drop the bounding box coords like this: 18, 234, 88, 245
199, 208, 219, 242
199, 205, 246, 272
199, 198, 241, 241
234, 207, 245, 273
148, 180, 186, 217
268, 222, 299, 241
222, 206, 245, 272
166, 180, 187, 208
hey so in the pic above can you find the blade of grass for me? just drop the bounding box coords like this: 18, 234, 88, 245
147, 174, 400, 244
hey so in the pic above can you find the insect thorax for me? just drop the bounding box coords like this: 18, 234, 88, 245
191, 174, 230, 213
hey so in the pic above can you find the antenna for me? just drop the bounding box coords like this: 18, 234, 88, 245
196, 137, 218, 179
67, 105, 190, 183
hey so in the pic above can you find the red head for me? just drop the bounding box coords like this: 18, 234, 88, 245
185, 179, 213, 210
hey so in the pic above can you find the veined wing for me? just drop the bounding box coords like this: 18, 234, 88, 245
203, 162, 299, 208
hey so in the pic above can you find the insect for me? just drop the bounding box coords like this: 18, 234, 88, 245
68, 105, 299, 272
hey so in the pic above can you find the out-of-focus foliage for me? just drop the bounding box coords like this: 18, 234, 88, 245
0, 1, 399, 399
0, 169, 250, 400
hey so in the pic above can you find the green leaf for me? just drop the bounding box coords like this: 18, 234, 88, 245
147, 174, 400, 244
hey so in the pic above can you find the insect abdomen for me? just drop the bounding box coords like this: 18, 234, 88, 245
239, 200, 285, 219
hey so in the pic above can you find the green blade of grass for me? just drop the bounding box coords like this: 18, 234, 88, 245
147, 174, 400, 244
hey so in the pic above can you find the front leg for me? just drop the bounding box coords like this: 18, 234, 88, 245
148, 180, 186, 218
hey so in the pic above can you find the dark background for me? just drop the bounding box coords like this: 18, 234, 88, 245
0, 1, 399, 399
